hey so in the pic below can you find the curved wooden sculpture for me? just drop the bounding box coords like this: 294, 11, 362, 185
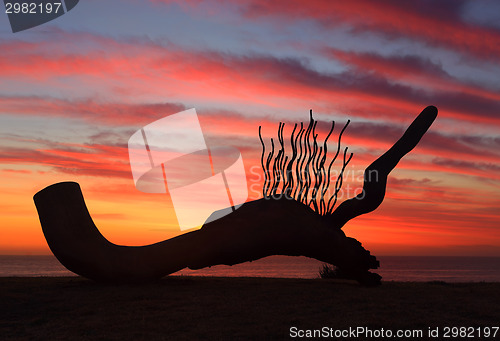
33, 106, 437, 286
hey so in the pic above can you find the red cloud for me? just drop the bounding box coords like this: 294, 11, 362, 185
157, 0, 500, 60
2, 34, 500, 127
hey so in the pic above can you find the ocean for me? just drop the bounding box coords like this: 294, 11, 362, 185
1, 255, 500, 282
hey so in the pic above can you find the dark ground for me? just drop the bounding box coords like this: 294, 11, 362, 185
1, 276, 499, 340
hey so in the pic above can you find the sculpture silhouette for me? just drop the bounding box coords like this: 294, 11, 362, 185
33, 106, 437, 286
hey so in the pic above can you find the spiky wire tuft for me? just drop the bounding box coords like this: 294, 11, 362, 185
259, 110, 352, 215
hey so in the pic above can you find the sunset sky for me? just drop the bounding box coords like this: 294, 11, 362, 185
1, 0, 499, 256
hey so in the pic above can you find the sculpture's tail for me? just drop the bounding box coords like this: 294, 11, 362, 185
328, 106, 438, 229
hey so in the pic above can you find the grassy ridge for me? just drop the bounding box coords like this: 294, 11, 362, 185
1, 277, 499, 340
